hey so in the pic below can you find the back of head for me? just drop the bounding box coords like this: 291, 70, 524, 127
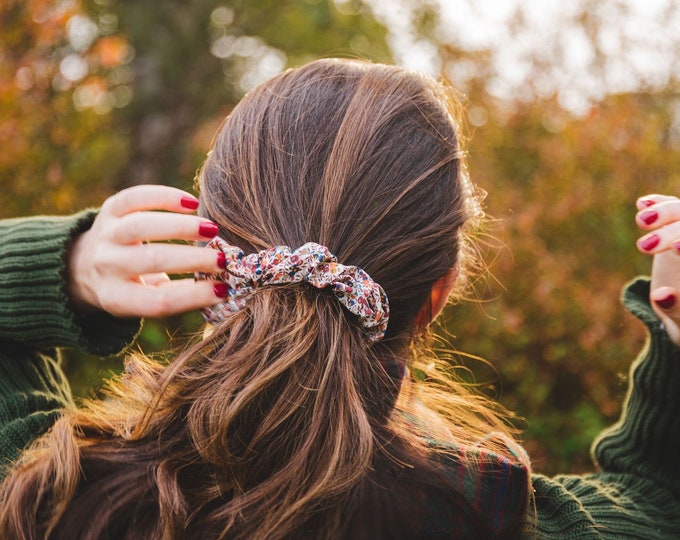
188, 58, 480, 537
200, 58, 472, 338
0, 59, 503, 540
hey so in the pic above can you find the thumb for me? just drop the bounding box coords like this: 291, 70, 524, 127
650, 286, 680, 346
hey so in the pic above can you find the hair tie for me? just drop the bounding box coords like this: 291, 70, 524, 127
196, 237, 389, 342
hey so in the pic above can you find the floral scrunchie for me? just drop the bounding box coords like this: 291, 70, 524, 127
196, 237, 389, 342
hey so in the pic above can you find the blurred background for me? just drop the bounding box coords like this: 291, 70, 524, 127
2, 0, 679, 475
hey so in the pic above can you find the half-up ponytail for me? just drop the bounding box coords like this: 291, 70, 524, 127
0, 59, 528, 539
173, 285, 394, 538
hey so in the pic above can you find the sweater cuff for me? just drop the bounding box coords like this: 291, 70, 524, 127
592, 276, 680, 494
0, 211, 141, 356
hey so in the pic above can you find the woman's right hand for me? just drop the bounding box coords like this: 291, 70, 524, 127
636, 194, 680, 345
67, 185, 227, 319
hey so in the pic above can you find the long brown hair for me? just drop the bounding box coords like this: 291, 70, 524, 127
0, 59, 528, 539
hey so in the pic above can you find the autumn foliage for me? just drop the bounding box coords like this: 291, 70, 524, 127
0, 0, 131, 216
2, 0, 679, 476
453, 92, 680, 472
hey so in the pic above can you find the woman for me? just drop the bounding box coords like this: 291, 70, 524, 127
0, 59, 678, 539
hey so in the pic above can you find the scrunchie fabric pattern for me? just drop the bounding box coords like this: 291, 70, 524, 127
197, 236, 389, 342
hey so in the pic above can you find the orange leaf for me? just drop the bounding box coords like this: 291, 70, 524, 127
94, 36, 128, 68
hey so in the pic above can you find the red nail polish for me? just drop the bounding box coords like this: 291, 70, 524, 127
639, 199, 656, 208
199, 222, 219, 238
214, 283, 229, 298
217, 252, 226, 269
639, 210, 658, 226
656, 294, 676, 310
639, 234, 660, 251
181, 196, 199, 210
674, 241, 680, 253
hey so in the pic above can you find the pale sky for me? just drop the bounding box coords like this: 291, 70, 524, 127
367, 0, 680, 113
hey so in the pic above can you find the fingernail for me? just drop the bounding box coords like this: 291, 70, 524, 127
639, 198, 656, 208
674, 241, 680, 253
639, 233, 660, 251
656, 294, 676, 310
217, 252, 226, 269
638, 210, 658, 226
180, 195, 199, 210
199, 222, 219, 238
214, 283, 229, 298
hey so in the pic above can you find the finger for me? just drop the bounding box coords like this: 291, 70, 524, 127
101, 185, 200, 217
140, 273, 171, 286
636, 194, 679, 211
101, 243, 227, 276
636, 199, 680, 230
100, 279, 227, 318
110, 212, 219, 244
637, 221, 680, 254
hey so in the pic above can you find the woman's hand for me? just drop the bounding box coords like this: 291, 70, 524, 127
68, 185, 226, 318
636, 194, 680, 345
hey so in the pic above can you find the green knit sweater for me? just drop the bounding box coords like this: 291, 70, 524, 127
0, 212, 679, 538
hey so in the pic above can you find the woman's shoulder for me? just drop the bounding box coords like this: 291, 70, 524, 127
427, 436, 530, 536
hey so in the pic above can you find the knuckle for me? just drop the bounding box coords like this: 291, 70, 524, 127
148, 290, 172, 317
100, 196, 116, 214
111, 214, 141, 245
115, 188, 134, 210
104, 188, 133, 215
150, 305, 168, 318
91, 246, 109, 273
108, 219, 127, 244
143, 247, 163, 273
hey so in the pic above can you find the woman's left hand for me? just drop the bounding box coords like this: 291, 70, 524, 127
636, 194, 680, 345
68, 185, 227, 319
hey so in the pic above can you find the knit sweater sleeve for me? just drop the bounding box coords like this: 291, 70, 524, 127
0, 211, 141, 352
0, 211, 141, 473
528, 278, 680, 539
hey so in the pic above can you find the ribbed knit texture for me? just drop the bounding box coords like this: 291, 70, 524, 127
0, 214, 679, 538
529, 278, 680, 539
594, 279, 680, 491
0, 211, 140, 353
0, 211, 141, 472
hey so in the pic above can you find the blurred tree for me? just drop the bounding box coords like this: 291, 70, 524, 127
83, 0, 391, 191
378, 0, 680, 473
4, 0, 680, 478
1, 0, 391, 216
449, 91, 680, 474
0, 0, 392, 394
0, 0, 130, 216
